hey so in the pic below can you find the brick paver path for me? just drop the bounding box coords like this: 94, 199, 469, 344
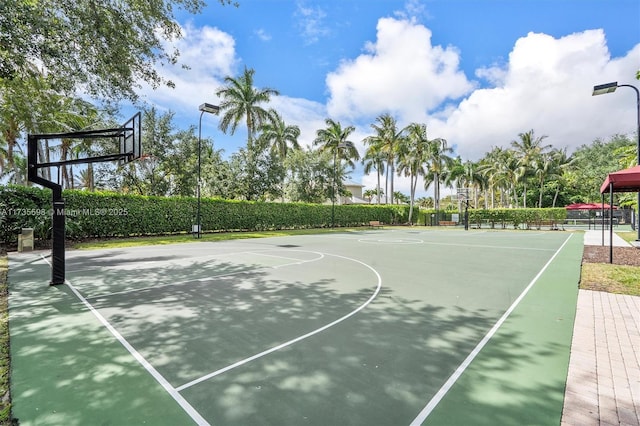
562, 290, 640, 425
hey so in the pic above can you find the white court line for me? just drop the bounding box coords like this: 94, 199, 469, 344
38, 255, 210, 426
409, 233, 574, 425
175, 252, 382, 392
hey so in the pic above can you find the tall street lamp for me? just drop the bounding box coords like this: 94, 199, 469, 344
592, 82, 640, 240
197, 102, 220, 239
332, 142, 348, 228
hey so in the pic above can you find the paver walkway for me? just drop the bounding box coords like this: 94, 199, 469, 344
561, 232, 640, 425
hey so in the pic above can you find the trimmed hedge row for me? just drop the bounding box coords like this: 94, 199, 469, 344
0, 185, 408, 246
0, 185, 568, 247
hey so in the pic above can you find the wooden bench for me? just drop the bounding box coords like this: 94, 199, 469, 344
369, 220, 383, 228
536, 220, 562, 230
438, 221, 457, 226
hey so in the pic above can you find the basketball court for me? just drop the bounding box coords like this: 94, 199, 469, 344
8, 228, 583, 425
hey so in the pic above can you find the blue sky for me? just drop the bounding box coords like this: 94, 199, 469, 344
135, 0, 640, 198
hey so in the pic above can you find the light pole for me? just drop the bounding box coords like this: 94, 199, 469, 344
332, 142, 348, 228
197, 102, 220, 239
592, 82, 640, 240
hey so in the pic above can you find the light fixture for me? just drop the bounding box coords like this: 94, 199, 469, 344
199, 103, 220, 114
592, 82, 618, 96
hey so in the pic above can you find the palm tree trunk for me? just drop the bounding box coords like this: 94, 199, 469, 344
376, 169, 381, 204
389, 159, 395, 205
385, 164, 389, 204
539, 180, 544, 207
408, 172, 417, 224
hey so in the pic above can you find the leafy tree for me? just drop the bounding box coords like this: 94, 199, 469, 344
566, 134, 634, 203
284, 149, 333, 203
119, 108, 176, 195
226, 148, 284, 201
0, 0, 235, 102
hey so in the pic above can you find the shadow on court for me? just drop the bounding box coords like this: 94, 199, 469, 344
7, 231, 582, 425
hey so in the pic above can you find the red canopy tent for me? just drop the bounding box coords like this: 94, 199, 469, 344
600, 165, 640, 194
565, 202, 616, 210
600, 165, 640, 262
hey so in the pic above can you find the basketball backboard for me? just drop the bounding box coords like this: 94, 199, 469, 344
119, 112, 142, 166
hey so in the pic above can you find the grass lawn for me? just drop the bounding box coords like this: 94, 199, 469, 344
617, 230, 639, 244
581, 262, 640, 296
578, 229, 640, 297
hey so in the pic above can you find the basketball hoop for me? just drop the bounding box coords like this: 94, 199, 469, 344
27, 112, 142, 285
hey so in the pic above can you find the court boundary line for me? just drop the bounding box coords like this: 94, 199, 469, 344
175, 251, 382, 392
38, 254, 211, 426
409, 233, 574, 425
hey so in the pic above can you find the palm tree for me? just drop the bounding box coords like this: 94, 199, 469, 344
478, 147, 511, 208
549, 147, 574, 207
362, 146, 386, 204
462, 160, 486, 209
363, 113, 403, 204
256, 110, 301, 201
363, 189, 378, 203
417, 196, 434, 209
0, 154, 27, 184
256, 110, 301, 159
314, 118, 359, 205
510, 129, 550, 208
397, 122, 429, 223
393, 191, 410, 204
424, 137, 452, 215
216, 67, 280, 150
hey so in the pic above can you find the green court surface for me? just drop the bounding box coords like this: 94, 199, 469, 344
8, 229, 583, 425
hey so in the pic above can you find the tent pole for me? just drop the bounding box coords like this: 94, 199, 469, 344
609, 183, 614, 264
601, 194, 605, 246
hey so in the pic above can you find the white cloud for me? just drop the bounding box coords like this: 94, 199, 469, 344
294, 1, 330, 45
269, 96, 327, 150
137, 24, 238, 114
326, 22, 640, 198
326, 17, 475, 122
254, 29, 272, 42
431, 29, 640, 161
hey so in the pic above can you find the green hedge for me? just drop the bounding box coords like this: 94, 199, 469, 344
0, 185, 409, 246
1, 185, 569, 247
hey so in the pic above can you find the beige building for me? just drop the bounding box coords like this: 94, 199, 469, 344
340, 181, 369, 204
